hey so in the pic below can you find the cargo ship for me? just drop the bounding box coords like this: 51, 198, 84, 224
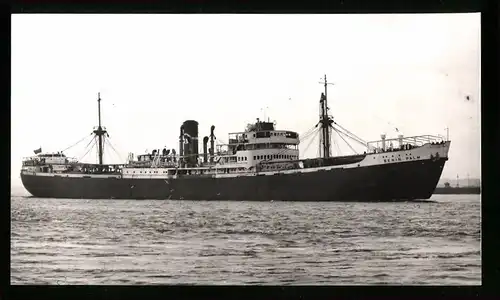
20, 75, 451, 201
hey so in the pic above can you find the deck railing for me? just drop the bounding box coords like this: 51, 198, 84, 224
366, 135, 446, 152
22, 156, 79, 165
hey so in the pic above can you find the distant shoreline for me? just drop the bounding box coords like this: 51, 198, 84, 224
434, 187, 480, 195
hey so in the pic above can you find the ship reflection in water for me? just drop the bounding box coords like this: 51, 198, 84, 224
11, 194, 480, 285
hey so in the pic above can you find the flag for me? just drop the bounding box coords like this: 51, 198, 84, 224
33, 147, 42, 154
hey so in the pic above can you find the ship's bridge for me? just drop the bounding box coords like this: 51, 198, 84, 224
214, 119, 300, 168
227, 120, 299, 148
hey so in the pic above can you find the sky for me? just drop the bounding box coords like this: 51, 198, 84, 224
11, 13, 481, 188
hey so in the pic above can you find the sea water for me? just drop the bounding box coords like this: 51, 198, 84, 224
11, 194, 480, 285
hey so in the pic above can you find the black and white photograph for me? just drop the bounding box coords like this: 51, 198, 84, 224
11, 13, 480, 285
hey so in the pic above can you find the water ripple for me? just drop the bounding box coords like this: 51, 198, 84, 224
11, 194, 481, 285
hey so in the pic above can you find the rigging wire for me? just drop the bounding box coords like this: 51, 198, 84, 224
331, 124, 367, 148
109, 137, 125, 161
83, 134, 97, 152
78, 136, 97, 162
105, 139, 125, 163
61, 133, 93, 153
302, 128, 319, 155
333, 125, 365, 146
331, 128, 342, 156
332, 122, 367, 146
95, 137, 99, 164
74, 134, 97, 161
333, 127, 357, 154
299, 125, 320, 143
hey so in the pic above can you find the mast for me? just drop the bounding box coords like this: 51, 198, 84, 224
93, 92, 107, 165
319, 74, 334, 159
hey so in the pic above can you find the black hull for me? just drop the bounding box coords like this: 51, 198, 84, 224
20, 158, 447, 201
